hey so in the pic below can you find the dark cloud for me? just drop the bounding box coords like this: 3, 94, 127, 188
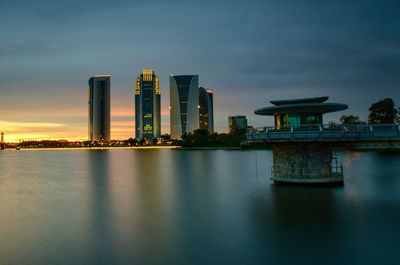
0, 0, 399, 134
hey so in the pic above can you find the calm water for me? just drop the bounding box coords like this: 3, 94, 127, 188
1, 149, 400, 265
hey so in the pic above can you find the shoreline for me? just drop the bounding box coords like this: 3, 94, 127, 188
3, 146, 399, 151
1, 146, 242, 151
176, 146, 241, 150
2, 146, 179, 151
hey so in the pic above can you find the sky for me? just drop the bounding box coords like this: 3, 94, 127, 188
1, 0, 399, 142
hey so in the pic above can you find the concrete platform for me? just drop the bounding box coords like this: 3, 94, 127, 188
272, 176, 344, 186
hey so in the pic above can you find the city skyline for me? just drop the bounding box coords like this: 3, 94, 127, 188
1, 0, 399, 142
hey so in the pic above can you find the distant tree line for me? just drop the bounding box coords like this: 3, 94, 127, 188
12, 140, 80, 148
180, 128, 246, 147
340, 98, 399, 125
11, 138, 168, 148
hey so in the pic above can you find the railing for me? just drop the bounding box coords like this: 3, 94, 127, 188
271, 164, 344, 180
246, 124, 400, 142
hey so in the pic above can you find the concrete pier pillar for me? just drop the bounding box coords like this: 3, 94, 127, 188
271, 142, 343, 184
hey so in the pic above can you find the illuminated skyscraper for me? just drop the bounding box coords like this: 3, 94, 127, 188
88, 75, 111, 142
199, 87, 214, 134
135, 70, 161, 139
170, 75, 199, 139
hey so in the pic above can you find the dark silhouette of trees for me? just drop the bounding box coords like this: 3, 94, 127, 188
126, 138, 138, 146
368, 98, 398, 124
340, 115, 365, 124
181, 128, 246, 147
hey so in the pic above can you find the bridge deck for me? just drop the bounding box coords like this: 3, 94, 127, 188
246, 124, 400, 143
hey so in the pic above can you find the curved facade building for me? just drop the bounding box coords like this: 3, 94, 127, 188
170, 75, 199, 139
88, 75, 111, 142
135, 70, 161, 139
199, 87, 214, 134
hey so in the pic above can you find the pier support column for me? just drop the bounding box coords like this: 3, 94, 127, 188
271, 142, 343, 184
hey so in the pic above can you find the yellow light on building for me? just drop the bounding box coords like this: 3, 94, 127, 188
144, 124, 153, 131
142, 69, 154, 81
136, 77, 141, 95
155, 77, 160, 94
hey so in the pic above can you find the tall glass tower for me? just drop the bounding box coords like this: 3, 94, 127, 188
135, 70, 161, 139
170, 75, 199, 139
199, 87, 214, 134
88, 75, 111, 142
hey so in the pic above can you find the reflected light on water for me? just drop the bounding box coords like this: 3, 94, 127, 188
1, 149, 400, 264
343, 151, 363, 168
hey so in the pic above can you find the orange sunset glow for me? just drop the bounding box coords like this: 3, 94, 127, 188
0, 106, 172, 142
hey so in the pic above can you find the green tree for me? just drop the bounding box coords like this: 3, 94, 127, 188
368, 98, 398, 124
181, 128, 246, 147
152, 138, 158, 145
127, 138, 136, 146
340, 115, 364, 124
328, 121, 339, 128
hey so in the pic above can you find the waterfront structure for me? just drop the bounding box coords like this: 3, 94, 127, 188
248, 96, 348, 185
88, 75, 111, 142
247, 97, 400, 181
228, 116, 247, 133
170, 75, 199, 139
135, 70, 161, 139
199, 87, 214, 134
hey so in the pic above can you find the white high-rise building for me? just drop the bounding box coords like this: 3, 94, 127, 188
170, 75, 199, 139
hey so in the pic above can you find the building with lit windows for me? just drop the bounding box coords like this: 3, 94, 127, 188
88, 75, 111, 142
228, 115, 247, 133
199, 87, 214, 134
135, 70, 161, 139
170, 75, 199, 139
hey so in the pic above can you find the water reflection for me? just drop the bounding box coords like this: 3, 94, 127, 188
270, 186, 339, 227
86, 150, 115, 264
342, 150, 363, 168
123, 150, 175, 264
1, 149, 400, 265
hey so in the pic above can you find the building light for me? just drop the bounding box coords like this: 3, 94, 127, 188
142, 69, 154, 81
135, 77, 141, 95
155, 77, 160, 94
94, 74, 112, 78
